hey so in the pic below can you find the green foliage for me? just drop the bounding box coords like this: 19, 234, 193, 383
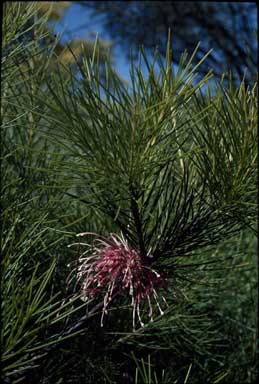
1, 3, 257, 383
189, 79, 257, 230
1, 3, 92, 382
40, 34, 256, 267
131, 353, 172, 383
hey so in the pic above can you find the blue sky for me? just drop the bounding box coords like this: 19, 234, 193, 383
53, 3, 132, 82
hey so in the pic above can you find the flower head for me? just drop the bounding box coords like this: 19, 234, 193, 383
70, 232, 168, 330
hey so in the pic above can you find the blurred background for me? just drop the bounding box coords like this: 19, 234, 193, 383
49, 1, 257, 85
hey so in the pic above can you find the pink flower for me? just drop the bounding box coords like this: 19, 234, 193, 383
70, 232, 168, 330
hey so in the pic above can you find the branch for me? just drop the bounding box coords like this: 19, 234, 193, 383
130, 187, 147, 261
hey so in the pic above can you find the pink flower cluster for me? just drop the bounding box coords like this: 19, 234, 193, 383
70, 232, 168, 330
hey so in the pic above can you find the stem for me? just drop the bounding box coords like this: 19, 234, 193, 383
130, 186, 147, 261
44, 291, 119, 355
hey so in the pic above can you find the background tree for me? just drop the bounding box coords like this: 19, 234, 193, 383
81, 1, 257, 86
34, 1, 112, 68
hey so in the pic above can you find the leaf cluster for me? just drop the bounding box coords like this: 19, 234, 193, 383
1, 3, 257, 383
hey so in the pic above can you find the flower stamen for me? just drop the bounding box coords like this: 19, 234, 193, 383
69, 232, 167, 329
